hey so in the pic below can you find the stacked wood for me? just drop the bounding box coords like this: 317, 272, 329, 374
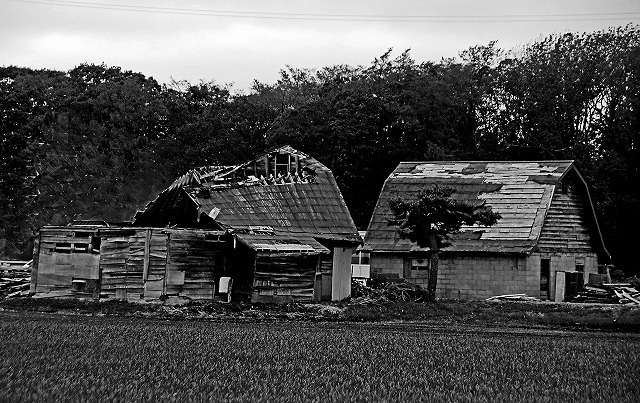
566, 283, 640, 305
0, 260, 32, 299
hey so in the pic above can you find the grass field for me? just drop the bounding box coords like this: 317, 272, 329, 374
1, 311, 638, 402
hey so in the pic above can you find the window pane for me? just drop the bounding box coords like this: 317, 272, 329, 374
361, 253, 370, 265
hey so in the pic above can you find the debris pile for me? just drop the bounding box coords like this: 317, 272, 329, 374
0, 260, 31, 299
351, 279, 430, 303
567, 283, 640, 305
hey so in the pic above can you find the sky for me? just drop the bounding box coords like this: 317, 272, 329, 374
1, 0, 639, 91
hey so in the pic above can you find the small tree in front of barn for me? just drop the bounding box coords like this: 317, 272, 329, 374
389, 186, 501, 301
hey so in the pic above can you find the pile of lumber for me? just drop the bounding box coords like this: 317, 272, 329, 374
486, 294, 540, 302
0, 260, 32, 299
566, 283, 640, 305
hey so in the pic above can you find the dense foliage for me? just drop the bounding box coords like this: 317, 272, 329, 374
1, 25, 638, 275
0, 313, 639, 402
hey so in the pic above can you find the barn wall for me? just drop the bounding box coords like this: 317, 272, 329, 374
165, 230, 228, 300
251, 253, 319, 303
99, 229, 145, 300
370, 252, 536, 300
32, 226, 229, 301
31, 227, 101, 298
369, 254, 405, 280
530, 175, 600, 299
527, 252, 598, 300
537, 177, 598, 254
435, 255, 535, 299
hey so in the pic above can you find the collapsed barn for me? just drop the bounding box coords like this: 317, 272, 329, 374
30, 146, 361, 303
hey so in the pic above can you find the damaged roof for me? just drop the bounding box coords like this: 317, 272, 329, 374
134, 145, 360, 243
364, 161, 588, 254
236, 230, 331, 254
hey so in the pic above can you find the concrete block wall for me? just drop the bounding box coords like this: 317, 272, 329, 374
436, 255, 535, 300
370, 253, 536, 300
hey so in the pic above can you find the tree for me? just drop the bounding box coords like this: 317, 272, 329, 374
389, 186, 501, 300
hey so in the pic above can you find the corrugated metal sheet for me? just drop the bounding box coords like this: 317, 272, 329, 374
236, 232, 330, 254
364, 161, 574, 254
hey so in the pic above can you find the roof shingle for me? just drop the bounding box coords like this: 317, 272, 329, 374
364, 161, 574, 254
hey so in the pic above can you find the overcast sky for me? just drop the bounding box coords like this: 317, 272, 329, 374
1, 0, 639, 91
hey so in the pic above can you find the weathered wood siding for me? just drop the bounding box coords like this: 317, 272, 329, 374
144, 231, 168, 299
252, 253, 319, 303
331, 246, 355, 301
100, 229, 144, 300
165, 230, 227, 300
533, 176, 600, 298
537, 178, 596, 254
32, 227, 101, 298
32, 226, 229, 301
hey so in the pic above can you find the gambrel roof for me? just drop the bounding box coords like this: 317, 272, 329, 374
134, 146, 360, 243
364, 161, 608, 256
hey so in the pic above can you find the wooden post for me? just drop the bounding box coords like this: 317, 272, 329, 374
29, 232, 42, 293
143, 229, 151, 282
554, 271, 566, 302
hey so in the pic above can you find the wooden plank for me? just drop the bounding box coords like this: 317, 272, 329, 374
37, 273, 72, 286
166, 270, 185, 286
143, 229, 151, 281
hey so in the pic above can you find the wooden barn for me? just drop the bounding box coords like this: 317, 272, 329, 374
363, 161, 610, 301
30, 146, 360, 303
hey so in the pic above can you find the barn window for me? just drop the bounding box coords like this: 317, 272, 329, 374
91, 236, 101, 253
54, 242, 72, 253
351, 251, 370, 265
73, 243, 89, 253
411, 258, 430, 271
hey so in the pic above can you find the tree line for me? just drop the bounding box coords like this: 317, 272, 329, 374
1, 25, 638, 275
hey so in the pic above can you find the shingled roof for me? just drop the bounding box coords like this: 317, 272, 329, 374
364, 161, 606, 255
134, 146, 360, 243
